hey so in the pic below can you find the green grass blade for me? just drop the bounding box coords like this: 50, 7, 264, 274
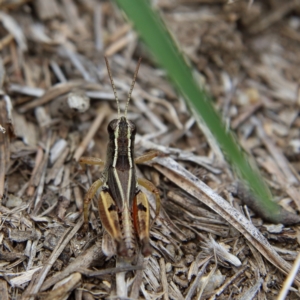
114, 0, 279, 217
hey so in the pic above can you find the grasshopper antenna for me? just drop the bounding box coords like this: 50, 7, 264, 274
124, 57, 142, 118
105, 56, 120, 118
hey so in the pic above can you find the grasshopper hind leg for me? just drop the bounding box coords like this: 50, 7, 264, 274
134, 178, 161, 256
99, 190, 137, 259
83, 178, 104, 230
137, 178, 161, 225
133, 190, 152, 257
79, 156, 105, 230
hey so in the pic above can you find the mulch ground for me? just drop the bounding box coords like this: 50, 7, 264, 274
0, 0, 300, 299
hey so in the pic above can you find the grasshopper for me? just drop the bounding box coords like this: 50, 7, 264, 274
80, 57, 161, 260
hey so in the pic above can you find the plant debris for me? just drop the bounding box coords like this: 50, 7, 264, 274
0, 0, 300, 299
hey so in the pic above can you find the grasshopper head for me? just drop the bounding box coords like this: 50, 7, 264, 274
107, 116, 135, 131
107, 117, 136, 140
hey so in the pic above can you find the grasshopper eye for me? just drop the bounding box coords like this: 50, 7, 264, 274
107, 119, 118, 134
128, 120, 136, 134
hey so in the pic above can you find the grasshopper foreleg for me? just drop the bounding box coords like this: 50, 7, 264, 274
134, 150, 162, 164
79, 157, 105, 170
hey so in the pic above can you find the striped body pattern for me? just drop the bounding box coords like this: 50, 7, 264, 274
81, 57, 159, 260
